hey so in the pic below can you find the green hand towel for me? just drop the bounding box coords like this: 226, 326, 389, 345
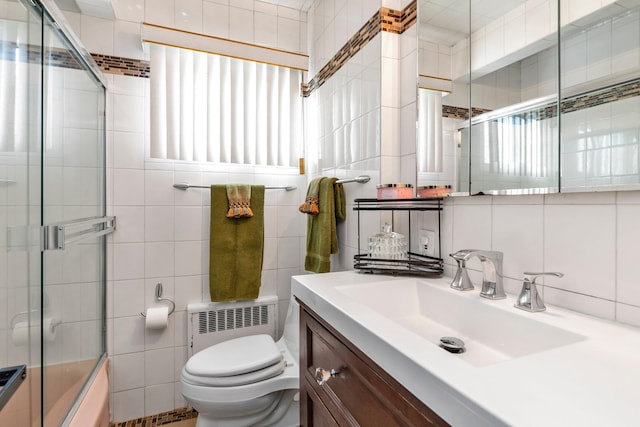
209, 185, 264, 302
304, 177, 345, 273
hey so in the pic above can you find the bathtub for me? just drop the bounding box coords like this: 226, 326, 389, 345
0, 357, 109, 427
67, 357, 110, 427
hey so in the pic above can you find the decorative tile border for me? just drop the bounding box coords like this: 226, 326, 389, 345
442, 105, 492, 121
303, 0, 417, 97
441, 77, 640, 122
92, 54, 150, 78
381, 2, 417, 35
0, 41, 149, 78
110, 407, 197, 427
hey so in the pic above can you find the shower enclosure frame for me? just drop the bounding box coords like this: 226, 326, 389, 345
0, 0, 112, 425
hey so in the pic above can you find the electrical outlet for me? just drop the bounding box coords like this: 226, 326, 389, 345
418, 229, 436, 257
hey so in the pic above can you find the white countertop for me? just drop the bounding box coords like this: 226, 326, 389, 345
292, 271, 640, 427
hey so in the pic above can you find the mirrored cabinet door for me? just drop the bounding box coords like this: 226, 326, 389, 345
416, 0, 470, 192
416, 0, 640, 196
559, 0, 640, 192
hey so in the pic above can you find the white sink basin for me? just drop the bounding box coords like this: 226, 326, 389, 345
335, 279, 586, 367
293, 271, 640, 427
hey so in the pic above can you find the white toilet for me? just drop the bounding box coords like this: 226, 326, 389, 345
181, 298, 300, 427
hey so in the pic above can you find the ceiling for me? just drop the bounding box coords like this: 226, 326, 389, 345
54, 0, 80, 12
54, 0, 314, 17
263, 0, 313, 10
419, 0, 526, 46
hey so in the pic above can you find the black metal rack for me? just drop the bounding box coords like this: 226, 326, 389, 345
353, 198, 444, 277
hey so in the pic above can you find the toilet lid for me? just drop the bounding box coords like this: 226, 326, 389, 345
182, 358, 286, 387
185, 334, 283, 378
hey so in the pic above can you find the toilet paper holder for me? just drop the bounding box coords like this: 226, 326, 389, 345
140, 282, 175, 317
10, 310, 61, 330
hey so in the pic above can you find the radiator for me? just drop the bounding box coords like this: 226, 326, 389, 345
187, 296, 278, 357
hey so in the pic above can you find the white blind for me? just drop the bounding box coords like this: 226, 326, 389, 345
0, 22, 28, 153
150, 44, 303, 166
417, 89, 443, 173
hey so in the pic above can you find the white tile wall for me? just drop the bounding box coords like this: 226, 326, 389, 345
59, 0, 309, 417
107, 123, 306, 422
419, 191, 640, 326
60, 0, 640, 422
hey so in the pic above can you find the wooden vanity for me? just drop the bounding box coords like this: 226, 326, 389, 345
299, 301, 449, 426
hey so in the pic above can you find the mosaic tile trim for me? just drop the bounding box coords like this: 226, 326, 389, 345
303, 1, 417, 97
442, 77, 640, 122
380, 7, 403, 34
0, 40, 84, 70
92, 54, 150, 78
110, 407, 197, 427
302, 11, 380, 96
562, 78, 640, 113
0, 41, 149, 79
442, 105, 492, 120
382, 1, 417, 35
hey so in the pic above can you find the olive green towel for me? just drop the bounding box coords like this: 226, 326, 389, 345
209, 185, 264, 302
304, 178, 346, 273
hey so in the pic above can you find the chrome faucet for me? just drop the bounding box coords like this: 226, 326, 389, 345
450, 250, 505, 300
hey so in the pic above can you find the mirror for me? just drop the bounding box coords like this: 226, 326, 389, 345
417, 0, 640, 194
559, 0, 640, 192
467, 0, 560, 195
416, 0, 470, 192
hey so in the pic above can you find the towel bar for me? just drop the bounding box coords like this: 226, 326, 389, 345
174, 183, 296, 191
335, 175, 370, 184
174, 175, 370, 191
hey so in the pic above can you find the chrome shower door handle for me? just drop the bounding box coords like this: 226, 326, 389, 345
41, 216, 116, 250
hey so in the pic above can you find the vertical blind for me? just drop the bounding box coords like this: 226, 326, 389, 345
0, 21, 28, 153
417, 89, 443, 173
473, 114, 555, 177
150, 44, 303, 166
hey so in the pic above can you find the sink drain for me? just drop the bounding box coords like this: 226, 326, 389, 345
439, 336, 465, 354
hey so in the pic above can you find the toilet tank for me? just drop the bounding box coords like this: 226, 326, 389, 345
187, 296, 278, 357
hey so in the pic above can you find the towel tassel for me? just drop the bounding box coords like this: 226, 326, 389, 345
227, 200, 254, 218
299, 194, 320, 215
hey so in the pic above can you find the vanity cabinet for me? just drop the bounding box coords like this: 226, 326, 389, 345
299, 301, 449, 427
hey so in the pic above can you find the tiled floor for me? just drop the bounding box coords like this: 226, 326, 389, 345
110, 408, 197, 427
165, 420, 196, 427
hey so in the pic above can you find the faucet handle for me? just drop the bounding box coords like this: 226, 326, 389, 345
523, 272, 564, 284
449, 254, 474, 291
515, 272, 563, 312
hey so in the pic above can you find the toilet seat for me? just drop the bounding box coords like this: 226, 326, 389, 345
183, 334, 285, 387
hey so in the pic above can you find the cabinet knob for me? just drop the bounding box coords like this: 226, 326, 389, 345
314, 367, 340, 385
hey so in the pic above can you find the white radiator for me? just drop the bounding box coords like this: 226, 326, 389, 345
187, 296, 278, 357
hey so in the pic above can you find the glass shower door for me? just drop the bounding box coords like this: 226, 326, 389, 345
40, 10, 107, 426
0, 0, 43, 425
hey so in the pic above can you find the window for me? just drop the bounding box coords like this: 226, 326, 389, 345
149, 44, 303, 166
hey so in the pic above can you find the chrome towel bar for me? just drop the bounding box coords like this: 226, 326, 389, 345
174, 183, 297, 191
173, 175, 370, 191
335, 175, 370, 184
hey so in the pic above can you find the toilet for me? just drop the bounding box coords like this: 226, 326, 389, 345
181, 298, 300, 427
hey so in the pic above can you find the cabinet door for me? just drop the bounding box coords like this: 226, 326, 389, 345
300, 377, 340, 427
299, 303, 449, 427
